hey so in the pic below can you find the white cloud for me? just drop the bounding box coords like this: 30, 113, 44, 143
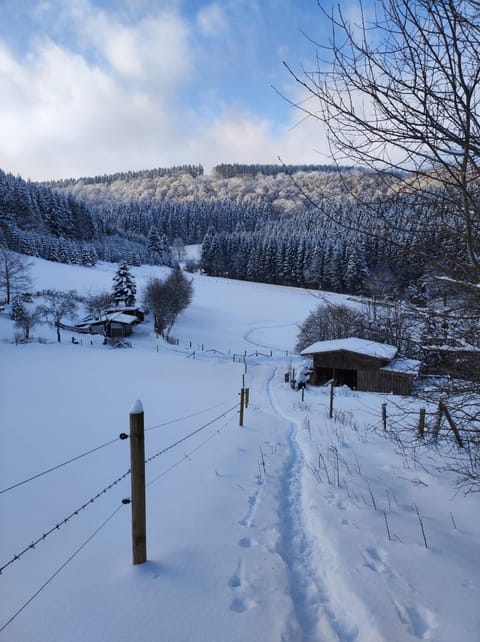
0, 1, 333, 180
196, 3, 228, 38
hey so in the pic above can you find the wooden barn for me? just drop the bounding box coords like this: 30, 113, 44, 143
301, 337, 420, 396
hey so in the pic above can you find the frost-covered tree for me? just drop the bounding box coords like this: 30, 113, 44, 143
295, 303, 367, 353
112, 262, 136, 307
14, 303, 40, 341
143, 269, 193, 335
37, 290, 79, 342
0, 246, 32, 304
86, 290, 115, 318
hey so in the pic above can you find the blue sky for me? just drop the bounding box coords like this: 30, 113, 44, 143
0, 0, 339, 180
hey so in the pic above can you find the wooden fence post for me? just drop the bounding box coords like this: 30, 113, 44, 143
432, 403, 442, 442
418, 408, 426, 439
439, 400, 464, 448
239, 388, 245, 426
382, 403, 387, 431
329, 379, 334, 419
130, 400, 147, 565
245, 388, 250, 408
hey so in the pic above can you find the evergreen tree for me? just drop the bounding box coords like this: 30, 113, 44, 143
112, 262, 136, 307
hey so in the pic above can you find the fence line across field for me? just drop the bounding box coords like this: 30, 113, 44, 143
0, 397, 239, 496
1, 397, 243, 575
0, 399, 245, 636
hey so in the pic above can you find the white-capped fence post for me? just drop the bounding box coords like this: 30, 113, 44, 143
130, 400, 146, 564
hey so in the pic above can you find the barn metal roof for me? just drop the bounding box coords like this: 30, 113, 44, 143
301, 337, 398, 361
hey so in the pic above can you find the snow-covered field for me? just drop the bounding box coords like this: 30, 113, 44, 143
1, 258, 479, 642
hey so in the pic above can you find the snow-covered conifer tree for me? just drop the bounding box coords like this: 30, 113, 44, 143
112, 262, 136, 307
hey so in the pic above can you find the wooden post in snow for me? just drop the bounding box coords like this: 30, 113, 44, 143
439, 400, 464, 448
239, 388, 245, 426
130, 400, 147, 564
329, 370, 335, 419
418, 408, 426, 439
382, 403, 387, 431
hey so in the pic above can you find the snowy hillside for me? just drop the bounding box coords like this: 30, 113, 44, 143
1, 259, 479, 642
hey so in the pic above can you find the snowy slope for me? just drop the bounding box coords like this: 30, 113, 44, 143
1, 258, 479, 642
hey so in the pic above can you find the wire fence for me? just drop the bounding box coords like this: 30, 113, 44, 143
1, 399, 240, 576
0, 503, 125, 634
0, 403, 241, 635
0, 397, 239, 496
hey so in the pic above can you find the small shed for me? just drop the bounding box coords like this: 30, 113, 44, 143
301, 337, 420, 395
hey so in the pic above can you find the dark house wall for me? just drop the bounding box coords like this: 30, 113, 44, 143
357, 370, 413, 395
312, 351, 391, 371
309, 350, 413, 395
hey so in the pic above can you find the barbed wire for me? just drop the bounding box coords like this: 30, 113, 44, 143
0, 503, 125, 635
144, 403, 239, 465
0, 406, 241, 631
147, 414, 237, 488
1, 401, 240, 575
145, 396, 238, 432
0, 397, 239, 496
0, 469, 131, 575
0, 436, 127, 496
1, 408, 239, 634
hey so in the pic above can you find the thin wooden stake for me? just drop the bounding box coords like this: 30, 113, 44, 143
383, 511, 392, 541
329, 375, 335, 419
239, 388, 245, 426
439, 400, 464, 448
130, 400, 146, 565
382, 403, 387, 431
418, 407, 426, 439
245, 387, 249, 408
414, 503, 428, 549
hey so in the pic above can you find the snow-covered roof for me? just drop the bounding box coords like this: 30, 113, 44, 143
77, 313, 138, 327
381, 358, 421, 375
102, 313, 138, 325
301, 337, 397, 361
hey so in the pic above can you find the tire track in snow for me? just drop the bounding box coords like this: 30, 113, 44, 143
243, 322, 297, 352
264, 367, 359, 642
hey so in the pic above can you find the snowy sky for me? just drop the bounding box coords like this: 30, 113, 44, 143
0, 0, 356, 181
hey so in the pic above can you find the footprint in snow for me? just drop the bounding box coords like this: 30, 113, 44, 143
238, 537, 252, 548
362, 547, 389, 574
230, 597, 249, 613
392, 599, 437, 640
341, 518, 360, 529
229, 573, 241, 588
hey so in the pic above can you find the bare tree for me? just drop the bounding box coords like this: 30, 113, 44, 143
37, 290, 79, 342
284, 0, 479, 296
295, 303, 366, 352
13, 301, 40, 341
172, 237, 186, 262
143, 269, 193, 336
85, 290, 115, 318
285, 0, 480, 489
0, 245, 33, 304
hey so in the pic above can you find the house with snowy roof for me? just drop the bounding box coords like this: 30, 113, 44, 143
75, 312, 140, 338
301, 337, 420, 395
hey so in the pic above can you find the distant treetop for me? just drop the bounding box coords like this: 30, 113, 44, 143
212, 163, 356, 178
41, 165, 205, 188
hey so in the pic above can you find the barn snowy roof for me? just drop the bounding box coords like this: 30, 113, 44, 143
301, 337, 398, 361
